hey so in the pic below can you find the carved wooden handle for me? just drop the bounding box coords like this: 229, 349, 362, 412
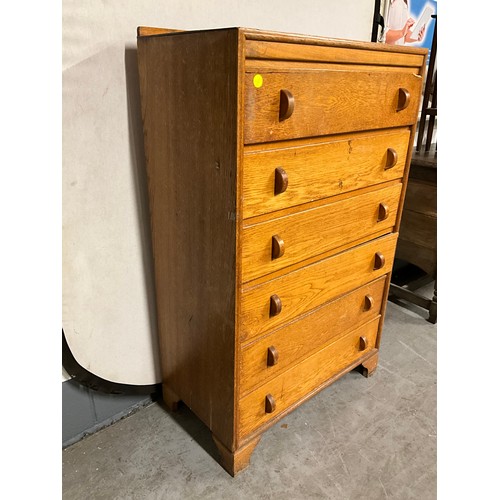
373, 252, 385, 270
364, 294, 374, 311
267, 346, 279, 366
359, 336, 368, 351
378, 202, 389, 222
385, 148, 398, 169
271, 234, 285, 259
279, 89, 295, 121
269, 294, 282, 317
274, 167, 289, 195
265, 394, 276, 413
397, 88, 410, 111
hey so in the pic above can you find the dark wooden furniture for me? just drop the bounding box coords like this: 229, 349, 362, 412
390, 147, 437, 322
416, 15, 437, 153
137, 26, 426, 475
389, 16, 437, 322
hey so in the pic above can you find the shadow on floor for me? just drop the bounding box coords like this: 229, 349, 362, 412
155, 400, 221, 463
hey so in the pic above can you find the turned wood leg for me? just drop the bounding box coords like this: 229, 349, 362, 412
162, 385, 181, 412
212, 435, 261, 476
360, 351, 379, 378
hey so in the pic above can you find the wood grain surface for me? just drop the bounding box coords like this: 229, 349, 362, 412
137, 26, 426, 471
398, 210, 437, 249
401, 179, 437, 216
244, 69, 422, 144
238, 317, 380, 438
244, 39, 425, 68
240, 233, 398, 341
245, 59, 425, 74
241, 183, 401, 282
239, 277, 386, 395
137, 26, 183, 37
395, 239, 437, 277
213, 434, 261, 477
242, 27, 427, 56
395, 174, 437, 277
242, 129, 410, 218
138, 28, 240, 450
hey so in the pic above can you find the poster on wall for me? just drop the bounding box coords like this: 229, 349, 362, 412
382, 0, 436, 53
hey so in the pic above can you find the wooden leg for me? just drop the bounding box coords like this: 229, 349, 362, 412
212, 435, 261, 477
360, 351, 379, 378
162, 385, 180, 412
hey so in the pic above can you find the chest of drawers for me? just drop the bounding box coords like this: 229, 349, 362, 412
137, 26, 427, 476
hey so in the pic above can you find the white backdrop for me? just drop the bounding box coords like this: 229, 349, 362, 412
62, 0, 376, 385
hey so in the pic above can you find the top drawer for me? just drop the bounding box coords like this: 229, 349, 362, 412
244, 68, 422, 144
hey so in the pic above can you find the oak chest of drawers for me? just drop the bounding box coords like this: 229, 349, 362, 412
137, 26, 427, 476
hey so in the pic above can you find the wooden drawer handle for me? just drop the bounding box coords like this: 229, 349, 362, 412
279, 89, 295, 121
364, 294, 374, 311
265, 394, 276, 413
267, 346, 279, 366
373, 252, 385, 270
274, 167, 289, 195
269, 294, 282, 317
397, 88, 410, 111
271, 234, 285, 259
378, 202, 389, 222
385, 148, 398, 169
359, 336, 368, 351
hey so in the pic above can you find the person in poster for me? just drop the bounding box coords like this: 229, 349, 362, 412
383, 0, 434, 46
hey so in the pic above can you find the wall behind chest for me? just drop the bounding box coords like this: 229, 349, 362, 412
62, 0, 376, 385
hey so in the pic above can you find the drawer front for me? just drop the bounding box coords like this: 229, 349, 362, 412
244, 69, 422, 144
240, 277, 386, 396
240, 232, 397, 342
241, 183, 401, 283
238, 317, 380, 439
245, 40, 426, 69
243, 129, 410, 219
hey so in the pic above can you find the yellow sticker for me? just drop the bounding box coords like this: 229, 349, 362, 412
253, 74, 263, 88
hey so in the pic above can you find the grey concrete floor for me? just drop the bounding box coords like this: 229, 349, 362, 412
62, 287, 436, 500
